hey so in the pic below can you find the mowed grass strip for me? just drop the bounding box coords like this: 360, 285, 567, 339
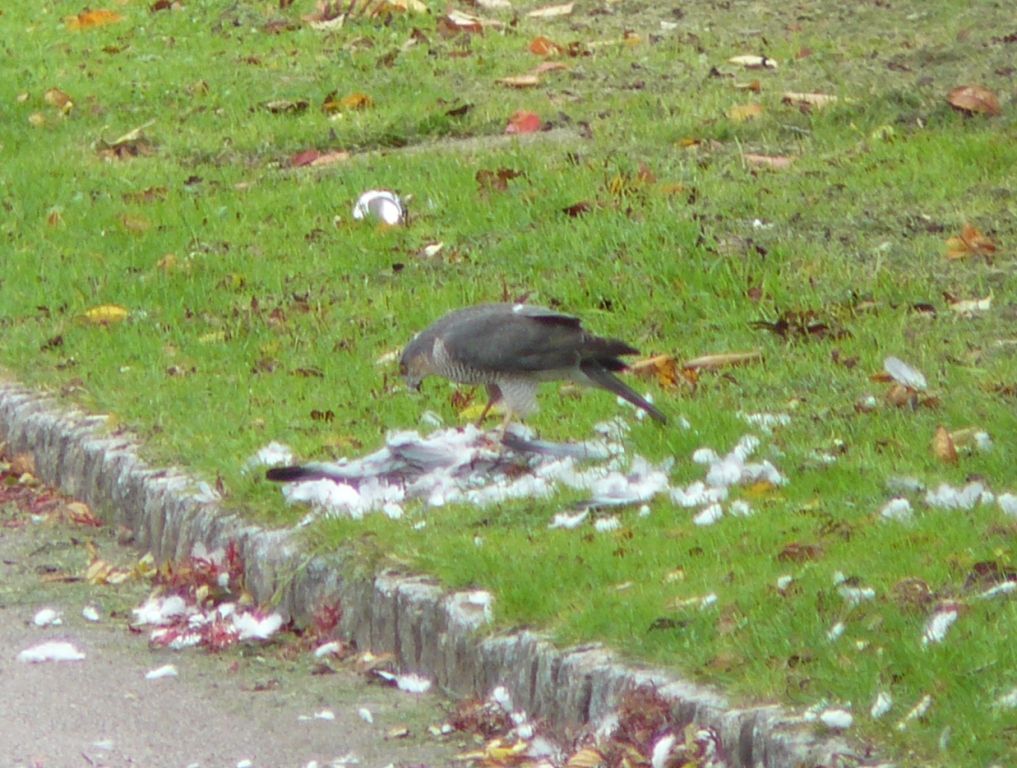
3, 0, 1017, 763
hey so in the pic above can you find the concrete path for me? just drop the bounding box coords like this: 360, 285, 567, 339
0, 502, 462, 768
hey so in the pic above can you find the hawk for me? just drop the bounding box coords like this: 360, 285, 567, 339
399, 303, 667, 429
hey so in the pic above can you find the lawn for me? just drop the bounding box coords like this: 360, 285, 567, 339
3, 0, 1017, 763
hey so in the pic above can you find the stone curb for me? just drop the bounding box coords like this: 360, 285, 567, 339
0, 381, 854, 768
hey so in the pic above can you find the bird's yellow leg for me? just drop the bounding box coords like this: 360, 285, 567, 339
475, 384, 502, 428
496, 411, 517, 446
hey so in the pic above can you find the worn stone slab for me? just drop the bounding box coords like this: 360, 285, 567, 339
0, 379, 857, 768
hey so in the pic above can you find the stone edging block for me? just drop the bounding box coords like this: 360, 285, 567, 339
0, 380, 856, 768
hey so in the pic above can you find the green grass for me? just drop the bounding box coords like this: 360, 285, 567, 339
3, 0, 1017, 763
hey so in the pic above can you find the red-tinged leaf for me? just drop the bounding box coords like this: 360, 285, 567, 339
65, 501, 103, 527
291, 149, 321, 167
505, 111, 542, 134
946, 222, 997, 260
529, 36, 563, 56
477, 167, 524, 192
562, 201, 593, 217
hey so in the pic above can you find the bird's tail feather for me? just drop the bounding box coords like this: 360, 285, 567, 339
265, 464, 350, 483
580, 361, 667, 424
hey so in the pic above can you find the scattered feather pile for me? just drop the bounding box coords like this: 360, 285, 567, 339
260, 423, 786, 528
131, 542, 283, 651
375, 669, 433, 693
18, 640, 86, 663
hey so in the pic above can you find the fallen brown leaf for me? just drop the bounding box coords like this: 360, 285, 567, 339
530, 60, 569, 75
743, 153, 792, 169
290, 149, 350, 167
946, 223, 997, 260
476, 167, 524, 192
782, 91, 838, 110
932, 425, 958, 464
946, 85, 1001, 116
43, 88, 74, 113
891, 577, 934, 614
120, 215, 151, 234
777, 541, 824, 563
263, 99, 309, 114
562, 201, 593, 217
64, 501, 103, 527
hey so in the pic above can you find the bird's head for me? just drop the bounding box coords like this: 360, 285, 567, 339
399, 335, 435, 392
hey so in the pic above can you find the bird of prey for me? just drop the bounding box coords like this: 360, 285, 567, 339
399, 303, 667, 430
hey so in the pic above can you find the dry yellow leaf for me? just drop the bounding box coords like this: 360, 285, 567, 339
86, 559, 115, 584
133, 552, 157, 579
495, 74, 542, 88
730, 103, 763, 122
948, 293, 992, 315
729, 54, 778, 69
683, 351, 762, 370
631, 355, 680, 389
156, 254, 178, 273
341, 92, 373, 110
566, 748, 606, 768
743, 480, 779, 498
65, 9, 123, 29
83, 305, 129, 325
10, 453, 36, 476
743, 153, 792, 169
120, 215, 151, 233
782, 92, 838, 109
526, 2, 574, 18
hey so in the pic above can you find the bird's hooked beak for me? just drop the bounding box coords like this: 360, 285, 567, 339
399, 359, 422, 392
